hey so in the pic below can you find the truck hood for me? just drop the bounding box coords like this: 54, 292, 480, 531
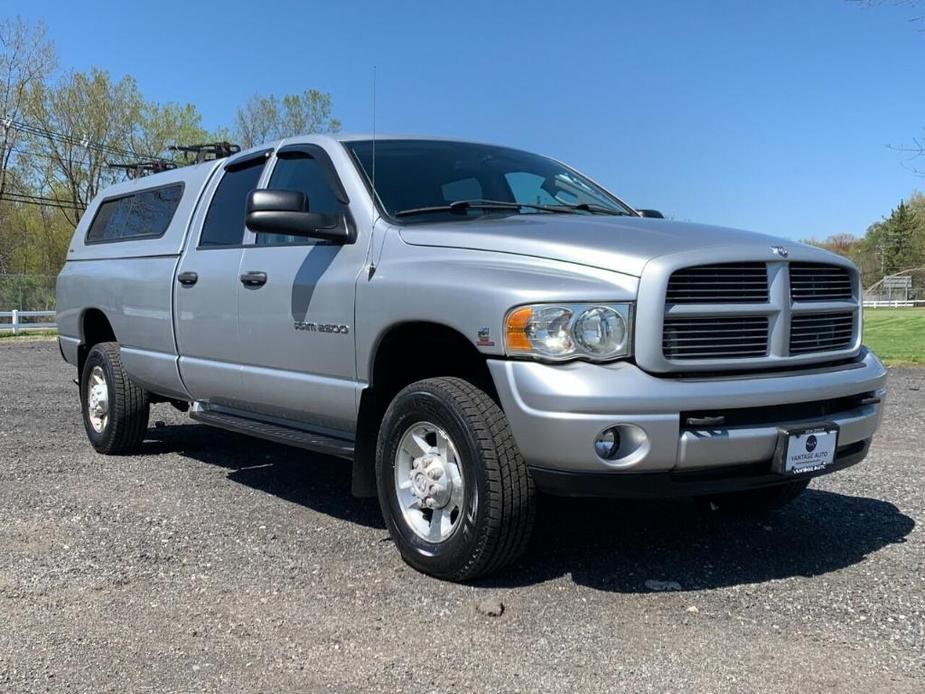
398, 215, 799, 276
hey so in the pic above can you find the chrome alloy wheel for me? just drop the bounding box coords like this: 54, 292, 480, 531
394, 421, 465, 543
86, 365, 110, 433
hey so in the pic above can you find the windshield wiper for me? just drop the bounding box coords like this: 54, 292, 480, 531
394, 199, 583, 218
562, 202, 626, 216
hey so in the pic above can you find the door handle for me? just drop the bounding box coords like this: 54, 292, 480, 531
177, 271, 198, 286
240, 271, 268, 287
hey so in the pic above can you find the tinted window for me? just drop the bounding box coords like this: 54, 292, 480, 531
86, 184, 183, 243
199, 158, 267, 247
256, 154, 344, 246
441, 177, 482, 202
346, 140, 632, 223
504, 172, 559, 207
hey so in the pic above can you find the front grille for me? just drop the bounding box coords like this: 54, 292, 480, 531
789, 312, 855, 354
663, 316, 769, 360
666, 263, 768, 304
790, 263, 852, 301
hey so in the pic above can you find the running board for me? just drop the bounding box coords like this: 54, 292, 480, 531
189, 409, 355, 460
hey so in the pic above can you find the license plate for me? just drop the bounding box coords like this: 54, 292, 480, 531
773, 423, 839, 475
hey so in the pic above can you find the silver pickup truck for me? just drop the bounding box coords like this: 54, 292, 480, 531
56, 135, 887, 580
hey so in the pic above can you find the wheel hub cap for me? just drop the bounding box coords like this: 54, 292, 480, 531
86, 366, 109, 433
394, 422, 465, 543
410, 454, 453, 509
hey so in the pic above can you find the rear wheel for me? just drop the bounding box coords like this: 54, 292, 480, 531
80, 342, 149, 454
376, 377, 535, 581
700, 479, 810, 514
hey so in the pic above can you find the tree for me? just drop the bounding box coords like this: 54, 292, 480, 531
0, 18, 55, 273
132, 101, 210, 164
880, 200, 921, 274
804, 233, 860, 256
26, 67, 145, 226
234, 89, 340, 148
0, 18, 55, 198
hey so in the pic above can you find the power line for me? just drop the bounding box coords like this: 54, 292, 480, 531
2, 143, 93, 167
0, 192, 84, 211
1, 116, 173, 165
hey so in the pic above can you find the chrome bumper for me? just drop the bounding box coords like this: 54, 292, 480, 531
488, 349, 887, 474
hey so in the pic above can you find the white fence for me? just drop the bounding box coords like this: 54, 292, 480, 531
0, 310, 57, 334
863, 300, 925, 308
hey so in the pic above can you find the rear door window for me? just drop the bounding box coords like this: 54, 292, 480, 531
86, 184, 183, 243
199, 156, 268, 247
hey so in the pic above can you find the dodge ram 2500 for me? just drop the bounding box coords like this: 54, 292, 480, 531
56, 135, 886, 580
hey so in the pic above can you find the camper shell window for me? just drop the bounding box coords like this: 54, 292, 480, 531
86, 183, 184, 244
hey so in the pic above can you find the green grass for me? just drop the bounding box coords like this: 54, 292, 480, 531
863, 308, 925, 366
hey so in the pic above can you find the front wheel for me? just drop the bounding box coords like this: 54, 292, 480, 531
80, 342, 150, 454
376, 377, 535, 581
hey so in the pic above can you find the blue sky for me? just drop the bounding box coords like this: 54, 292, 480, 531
10, 0, 925, 240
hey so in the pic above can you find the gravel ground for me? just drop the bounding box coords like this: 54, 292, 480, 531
0, 338, 923, 693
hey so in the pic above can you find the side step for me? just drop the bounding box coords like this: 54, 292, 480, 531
189, 409, 355, 460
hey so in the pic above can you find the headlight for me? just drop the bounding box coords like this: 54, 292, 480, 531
504, 303, 633, 362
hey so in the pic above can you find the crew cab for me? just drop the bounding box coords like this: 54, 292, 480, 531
56, 135, 887, 580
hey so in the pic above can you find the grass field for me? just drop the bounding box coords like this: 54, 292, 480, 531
863, 308, 925, 366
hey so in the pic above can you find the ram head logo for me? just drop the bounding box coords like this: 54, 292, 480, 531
770, 245, 790, 258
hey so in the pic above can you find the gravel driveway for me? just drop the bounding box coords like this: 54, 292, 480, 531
0, 338, 922, 692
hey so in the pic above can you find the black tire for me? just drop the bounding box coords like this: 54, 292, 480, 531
80, 341, 150, 454
376, 377, 535, 581
700, 479, 810, 514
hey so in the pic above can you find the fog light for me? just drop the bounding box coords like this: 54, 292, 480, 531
594, 427, 621, 460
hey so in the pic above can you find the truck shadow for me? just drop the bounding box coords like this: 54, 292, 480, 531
143, 423, 385, 529
491, 491, 914, 593
144, 423, 914, 593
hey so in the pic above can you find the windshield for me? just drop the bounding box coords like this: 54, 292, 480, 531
344, 139, 634, 222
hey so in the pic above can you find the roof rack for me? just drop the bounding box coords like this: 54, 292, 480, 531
169, 141, 242, 164
107, 161, 178, 179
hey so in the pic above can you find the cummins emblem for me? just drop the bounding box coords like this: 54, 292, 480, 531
770, 245, 790, 258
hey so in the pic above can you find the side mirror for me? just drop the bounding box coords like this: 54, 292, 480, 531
245, 189, 349, 243
638, 209, 665, 219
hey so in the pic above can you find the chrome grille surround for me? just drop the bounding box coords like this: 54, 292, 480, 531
635, 253, 862, 373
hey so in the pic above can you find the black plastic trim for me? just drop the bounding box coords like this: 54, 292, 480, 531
275, 143, 350, 205
529, 439, 870, 498
190, 409, 355, 460
223, 148, 272, 172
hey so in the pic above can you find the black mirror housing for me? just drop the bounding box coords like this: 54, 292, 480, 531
245, 189, 350, 243
638, 209, 665, 219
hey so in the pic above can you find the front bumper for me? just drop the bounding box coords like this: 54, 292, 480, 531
488, 348, 886, 481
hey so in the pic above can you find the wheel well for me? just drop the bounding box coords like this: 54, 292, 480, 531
78, 309, 116, 376
351, 322, 498, 497
370, 322, 496, 402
